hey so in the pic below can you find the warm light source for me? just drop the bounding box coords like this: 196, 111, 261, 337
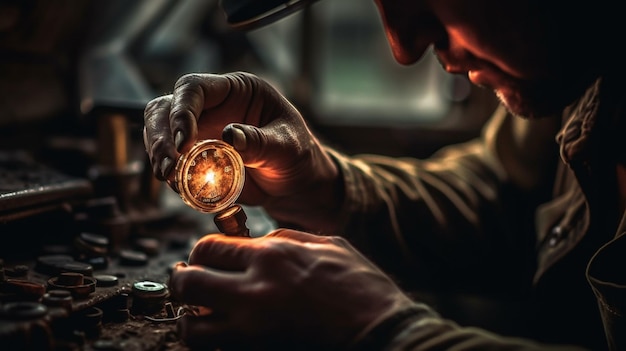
204, 171, 216, 185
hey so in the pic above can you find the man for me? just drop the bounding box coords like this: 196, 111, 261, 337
143, 0, 625, 349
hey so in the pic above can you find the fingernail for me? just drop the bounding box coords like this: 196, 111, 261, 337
143, 127, 150, 154
161, 157, 173, 178
175, 130, 184, 150
170, 261, 187, 277
166, 178, 179, 193
174, 261, 188, 269
230, 126, 247, 151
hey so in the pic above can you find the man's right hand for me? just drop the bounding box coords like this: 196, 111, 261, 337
170, 229, 422, 350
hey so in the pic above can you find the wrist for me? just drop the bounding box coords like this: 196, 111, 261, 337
348, 304, 436, 351
265, 147, 346, 234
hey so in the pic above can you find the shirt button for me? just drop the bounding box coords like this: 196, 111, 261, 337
548, 226, 566, 247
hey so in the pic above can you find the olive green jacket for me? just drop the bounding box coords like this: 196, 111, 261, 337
330, 75, 626, 350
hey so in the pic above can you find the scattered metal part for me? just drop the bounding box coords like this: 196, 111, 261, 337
59, 261, 94, 277
181, 304, 212, 317
133, 237, 160, 256
118, 249, 148, 266
77, 306, 103, 339
42, 289, 73, 312
74, 232, 109, 257
1, 279, 46, 302
0, 302, 54, 350
5, 264, 29, 277
131, 281, 168, 315
142, 306, 187, 323
34, 255, 75, 276
164, 302, 176, 318
94, 274, 119, 287
101, 292, 130, 323
0, 301, 48, 320
47, 272, 96, 299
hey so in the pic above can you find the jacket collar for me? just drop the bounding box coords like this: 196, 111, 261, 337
556, 78, 602, 166
557, 71, 626, 167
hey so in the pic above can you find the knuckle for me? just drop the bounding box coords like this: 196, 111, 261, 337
325, 235, 350, 247
144, 95, 171, 117
150, 94, 170, 105
174, 73, 204, 90
188, 234, 220, 260
229, 71, 263, 90
264, 228, 289, 238
258, 240, 294, 261
148, 136, 166, 156
231, 71, 256, 80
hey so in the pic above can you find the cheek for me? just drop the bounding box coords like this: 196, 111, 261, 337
449, 24, 552, 80
438, 1, 557, 79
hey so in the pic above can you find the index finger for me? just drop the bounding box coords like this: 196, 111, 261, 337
169, 263, 244, 308
169, 73, 233, 153
187, 233, 257, 271
143, 95, 179, 181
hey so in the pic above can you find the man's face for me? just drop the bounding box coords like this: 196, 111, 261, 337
373, 0, 601, 119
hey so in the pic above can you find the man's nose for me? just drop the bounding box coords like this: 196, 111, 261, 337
375, 0, 442, 65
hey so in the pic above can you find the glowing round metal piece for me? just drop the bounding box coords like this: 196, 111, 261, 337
174, 139, 245, 213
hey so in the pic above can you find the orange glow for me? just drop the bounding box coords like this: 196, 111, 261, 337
176, 139, 245, 213
204, 170, 216, 184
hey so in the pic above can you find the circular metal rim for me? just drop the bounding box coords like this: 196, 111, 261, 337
175, 139, 245, 213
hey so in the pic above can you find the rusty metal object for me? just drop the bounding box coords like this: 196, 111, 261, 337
0, 151, 92, 223
94, 274, 119, 288
74, 232, 109, 257
47, 272, 96, 299
0, 302, 55, 350
42, 289, 73, 313
1, 279, 46, 302
73, 196, 131, 253
118, 249, 148, 267
35, 254, 75, 276
76, 306, 104, 339
214, 204, 250, 237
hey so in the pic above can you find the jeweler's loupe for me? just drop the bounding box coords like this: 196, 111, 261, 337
173, 139, 245, 213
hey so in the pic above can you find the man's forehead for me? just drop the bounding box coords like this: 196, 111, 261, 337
220, 0, 321, 30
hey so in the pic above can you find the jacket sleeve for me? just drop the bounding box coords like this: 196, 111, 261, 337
327, 104, 563, 289
348, 303, 588, 351
587, 233, 626, 351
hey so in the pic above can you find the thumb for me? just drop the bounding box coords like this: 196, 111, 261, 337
266, 228, 329, 243
222, 123, 269, 167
